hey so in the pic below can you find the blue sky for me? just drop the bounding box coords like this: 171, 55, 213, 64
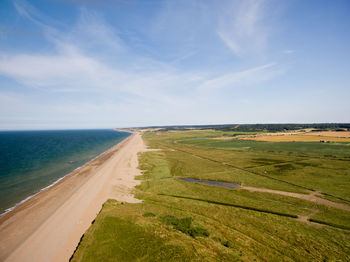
0, 0, 349, 129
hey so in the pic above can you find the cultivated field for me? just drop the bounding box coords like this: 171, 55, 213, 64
303, 131, 350, 137
72, 130, 350, 261
238, 130, 350, 142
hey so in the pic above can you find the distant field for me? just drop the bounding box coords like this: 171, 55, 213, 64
240, 134, 350, 142
182, 136, 350, 159
304, 131, 350, 137
72, 130, 350, 261
237, 131, 350, 142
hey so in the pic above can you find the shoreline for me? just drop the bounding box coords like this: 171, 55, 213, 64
0, 131, 132, 218
0, 131, 145, 261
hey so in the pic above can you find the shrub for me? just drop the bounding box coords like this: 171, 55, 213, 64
143, 212, 156, 217
160, 215, 209, 238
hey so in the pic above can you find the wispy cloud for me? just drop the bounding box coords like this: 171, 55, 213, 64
14, 0, 63, 31
217, 0, 268, 56
282, 49, 296, 54
0, 0, 288, 128
1, 1, 282, 93
199, 63, 283, 90
70, 8, 124, 52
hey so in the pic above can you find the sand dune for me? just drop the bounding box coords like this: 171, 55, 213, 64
0, 132, 146, 262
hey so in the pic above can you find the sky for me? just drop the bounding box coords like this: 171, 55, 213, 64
0, 0, 349, 130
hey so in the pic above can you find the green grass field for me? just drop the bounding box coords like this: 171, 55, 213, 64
71, 130, 350, 261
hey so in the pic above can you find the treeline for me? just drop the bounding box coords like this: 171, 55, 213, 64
218, 123, 350, 132
139, 123, 350, 132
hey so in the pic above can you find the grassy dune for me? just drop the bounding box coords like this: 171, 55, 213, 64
72, 130, 350, 261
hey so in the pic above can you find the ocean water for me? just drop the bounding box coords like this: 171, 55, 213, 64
0, 129, 130, 215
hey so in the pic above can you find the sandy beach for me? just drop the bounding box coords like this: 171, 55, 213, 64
0, 131, 146, 262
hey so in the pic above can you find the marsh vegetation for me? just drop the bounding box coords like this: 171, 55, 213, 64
72, 129, 350, 261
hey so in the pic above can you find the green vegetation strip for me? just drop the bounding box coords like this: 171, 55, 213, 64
170, 146, 315, 192
172, 144, 350, 203
321, 192, 350, 204
308, 218, 350, 231
159, 194, 298, 219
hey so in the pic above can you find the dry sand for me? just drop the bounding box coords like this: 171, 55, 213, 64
0, 132, 147, 262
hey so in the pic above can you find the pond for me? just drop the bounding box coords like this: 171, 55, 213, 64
179, 178, 239, 189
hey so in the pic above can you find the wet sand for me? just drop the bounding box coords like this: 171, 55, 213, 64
0, 132, 146, 262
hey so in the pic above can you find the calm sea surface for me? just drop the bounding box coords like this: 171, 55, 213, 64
0, 129, 130, 214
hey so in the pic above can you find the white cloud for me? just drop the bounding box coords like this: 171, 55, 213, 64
217, 0, 268, 56
0, 51, 99, 87
0, 0, 288, 129
282, 49, 296, 54
199, 63, 283, 89
69, 7, 124, 52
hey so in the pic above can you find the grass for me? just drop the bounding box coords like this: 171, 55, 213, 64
72, 130, 350, 261
71, 201, 196, 262
179, 137, 350, 158
170, 137, 350, 200
240, 134, 350, 142
159, 215, 209, 238
158, 193, 299, 218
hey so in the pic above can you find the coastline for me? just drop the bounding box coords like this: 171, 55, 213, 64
0, 131, 145, 261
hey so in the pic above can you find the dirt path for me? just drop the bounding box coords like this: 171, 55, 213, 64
0, 132, 146, 262
240, 186, 350, 211
297, 209, 320, 224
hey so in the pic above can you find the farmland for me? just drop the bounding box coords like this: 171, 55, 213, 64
237, 130, 350, 142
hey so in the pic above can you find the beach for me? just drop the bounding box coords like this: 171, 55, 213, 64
0, 131, 145, 262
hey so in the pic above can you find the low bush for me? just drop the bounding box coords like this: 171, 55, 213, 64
160, 215, 209, 238
143, 212, 156, 217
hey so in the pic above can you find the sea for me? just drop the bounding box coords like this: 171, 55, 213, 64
0, 129, 130, 215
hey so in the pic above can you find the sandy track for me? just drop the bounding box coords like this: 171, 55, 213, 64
0, 132, 146, 262
240, 186, 350, 211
